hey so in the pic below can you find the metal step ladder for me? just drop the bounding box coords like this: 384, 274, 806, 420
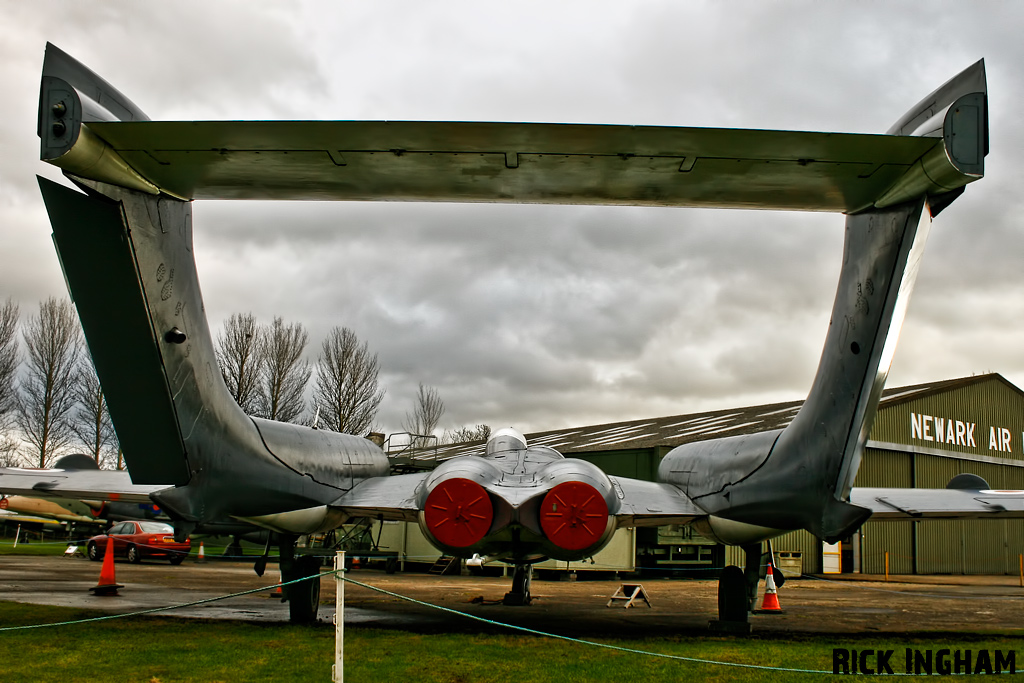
428, 555, 459, 575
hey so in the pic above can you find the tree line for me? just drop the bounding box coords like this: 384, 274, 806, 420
0, 297, 115, 469
0, 298, 492, 469
217, 313, 491, 445
215, 312, 386, 434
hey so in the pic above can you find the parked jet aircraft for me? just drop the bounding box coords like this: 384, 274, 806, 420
2, 44, 1022, 625
0, 506, 63, 529
0, 455, 166, 529
0, 495, 97, 527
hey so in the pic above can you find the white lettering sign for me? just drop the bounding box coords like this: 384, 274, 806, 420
988, 426, 1012, 453
909, 413, 977, 448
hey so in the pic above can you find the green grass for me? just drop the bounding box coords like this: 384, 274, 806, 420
0, 535, 260, 559
0, 539, 74, 556
0, 601, 1019, 682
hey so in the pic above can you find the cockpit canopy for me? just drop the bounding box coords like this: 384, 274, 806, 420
486, 427, 527, 455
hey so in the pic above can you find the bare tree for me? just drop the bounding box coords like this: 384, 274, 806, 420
71, 360, 118, 467
0, 299, 19, 466
16, 298, 82, 467
216, 312, 262, 414
256, 317, 311, 423
0, 299, 18, 420
312, 327, 385, 435
403, 383, 445, 440
0, 439, 20, 467
446, 424, 491, 444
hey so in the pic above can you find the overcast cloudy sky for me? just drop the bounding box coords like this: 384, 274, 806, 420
2, 2, 1023, 437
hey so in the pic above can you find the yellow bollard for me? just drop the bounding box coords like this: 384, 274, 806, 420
1019, 554, 1022, 588
884, 551, 889, 582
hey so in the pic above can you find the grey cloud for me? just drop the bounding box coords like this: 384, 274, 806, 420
2, 2, 1024, 436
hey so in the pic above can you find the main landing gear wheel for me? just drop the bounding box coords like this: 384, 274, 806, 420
717, 565, 748, 621
169, 553, 185, 566
708, 565, 751, 633
709, 543, 762, 633
285, 555, 322, 624
224, 537, 244, 559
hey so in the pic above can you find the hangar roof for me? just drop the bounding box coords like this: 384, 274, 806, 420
407, 373, 1015, 464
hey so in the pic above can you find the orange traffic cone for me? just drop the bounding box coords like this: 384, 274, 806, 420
89, 537, 124, 596
197, 541, 206, 563
758, 563, 784, 613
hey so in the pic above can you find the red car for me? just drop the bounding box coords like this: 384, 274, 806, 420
86, 521, 190, 565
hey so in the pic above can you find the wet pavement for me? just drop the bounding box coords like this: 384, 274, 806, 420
2, 555, 1023, 636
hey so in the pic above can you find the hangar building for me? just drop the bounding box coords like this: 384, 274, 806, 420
413, 373, 1024, 576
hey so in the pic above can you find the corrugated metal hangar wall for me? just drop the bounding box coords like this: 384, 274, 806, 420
576, 374, 1024, 575
850, 375, 1024, 575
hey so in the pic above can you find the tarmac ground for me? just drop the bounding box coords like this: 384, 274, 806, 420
2, 554, 1023, 637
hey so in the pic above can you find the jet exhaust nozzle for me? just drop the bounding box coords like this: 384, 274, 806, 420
540, 481, 610, 552
422, 477, 494, 548
416, 447, 619, 561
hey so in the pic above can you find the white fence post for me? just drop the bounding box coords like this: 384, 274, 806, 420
333, 551, 345, 683
13, 523, 20, 548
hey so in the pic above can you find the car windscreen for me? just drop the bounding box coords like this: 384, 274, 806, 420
138, 522, 174, 534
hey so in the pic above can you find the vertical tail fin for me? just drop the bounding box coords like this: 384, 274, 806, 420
40, 177, 191, 485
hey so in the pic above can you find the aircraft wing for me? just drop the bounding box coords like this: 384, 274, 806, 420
851, 487, 1024, 520
0, 467, 167, 504
331, 471, 431, 523
610, 476, 706, 527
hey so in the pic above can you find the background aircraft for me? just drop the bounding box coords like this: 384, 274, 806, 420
1, 44, 1021, 626
0, 455, 166, 531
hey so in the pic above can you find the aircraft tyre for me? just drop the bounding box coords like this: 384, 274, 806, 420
169, 553, 185, 566
717, 565, 748, 623
127, 545, 141, 564
286, 555, 321, 623
87, 541, 100, 562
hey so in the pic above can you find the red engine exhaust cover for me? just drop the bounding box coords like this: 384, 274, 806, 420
423, 478, 493, 548
540, 481, 609, 551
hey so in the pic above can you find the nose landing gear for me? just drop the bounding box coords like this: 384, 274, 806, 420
503, 564, 533, 606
